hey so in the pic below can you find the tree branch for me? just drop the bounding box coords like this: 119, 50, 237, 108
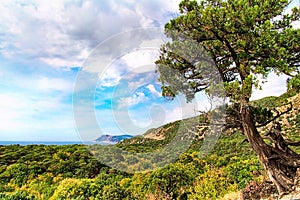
256, 102, 292, 128
286, 141, 300, 147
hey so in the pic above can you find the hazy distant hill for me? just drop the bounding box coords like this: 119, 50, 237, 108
95, 134, 133, 143
119, 90, 300, 153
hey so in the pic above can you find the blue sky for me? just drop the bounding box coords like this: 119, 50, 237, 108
0, 0, 299, 141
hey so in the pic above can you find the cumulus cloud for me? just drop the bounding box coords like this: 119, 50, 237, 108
146, 84, 161, 97
118, 92, 148, 108
122, 50, 159, 71
98, 63, 125, 87
0, 0, 181, 68
2, 0, 296, 142
251, 73, 289, 100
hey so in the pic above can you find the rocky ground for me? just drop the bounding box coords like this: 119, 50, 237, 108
222, 169, 300, 200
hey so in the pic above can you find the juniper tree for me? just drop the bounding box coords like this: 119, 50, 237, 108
156, 0, 300, 194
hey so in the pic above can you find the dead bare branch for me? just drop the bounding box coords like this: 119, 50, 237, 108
286, 141, 300, 147
256, 102, 292, 128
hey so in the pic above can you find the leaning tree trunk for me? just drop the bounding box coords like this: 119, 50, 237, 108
240, 103, 300, 195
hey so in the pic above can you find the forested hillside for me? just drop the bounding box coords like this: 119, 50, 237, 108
0, 91, 299, 199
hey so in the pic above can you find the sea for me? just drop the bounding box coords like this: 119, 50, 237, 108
0, 141, 109, 146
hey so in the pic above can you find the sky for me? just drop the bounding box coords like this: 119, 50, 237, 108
0, 0, 299, 142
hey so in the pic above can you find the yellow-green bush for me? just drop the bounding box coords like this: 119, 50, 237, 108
189, 166, 238, 200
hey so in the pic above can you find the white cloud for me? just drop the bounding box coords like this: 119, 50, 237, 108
251, 73, 289, 100
98, 61, 125, 87
0, 0, 181, 68
37, 77, 74, 92
122, 50, 159, 72
118, 92, 148, 108
164, 97, 209, 123
146, 84, 161, 97
126, 72, 158, 91
0, 0, 186, 141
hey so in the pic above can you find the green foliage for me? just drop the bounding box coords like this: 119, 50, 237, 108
50, 178, 100, 200
0, 132, 263, 199
0, 145, 105, 199
1, 1, 299, 198
0, 91, 298, 199
155, 2, 300, 194
288, 74, 300, 92
117, 121, 181, 153
0, 191, 36, 200
156, 0, 300, 103
146, 163, 196, 199
189, 166, 238, 200
224, 157, 262, 189
251, 96, 278, 109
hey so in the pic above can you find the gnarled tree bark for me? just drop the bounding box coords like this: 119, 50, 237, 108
240, 102, 299, 195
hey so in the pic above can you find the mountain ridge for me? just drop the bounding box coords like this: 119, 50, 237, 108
95, 134, 133, 143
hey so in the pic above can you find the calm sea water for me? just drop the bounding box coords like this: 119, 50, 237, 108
0, 141, 108, 146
